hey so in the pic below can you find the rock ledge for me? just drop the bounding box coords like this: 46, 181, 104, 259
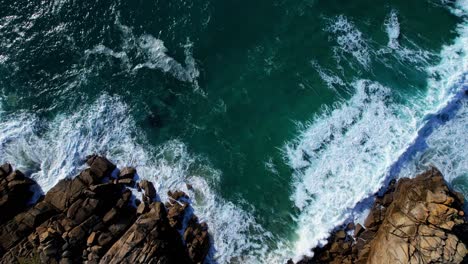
0, 155, 210, 264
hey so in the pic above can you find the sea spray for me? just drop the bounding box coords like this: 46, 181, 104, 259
385, 9, 400, 49
326, 15, 371, 69
287, 1, 468, 260
0, 95, 271, 263
286, 80, 416, 259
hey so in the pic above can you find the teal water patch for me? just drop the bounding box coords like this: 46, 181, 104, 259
0, 0, 466, 262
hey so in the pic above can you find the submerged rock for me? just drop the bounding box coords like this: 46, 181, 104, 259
0, 156, 211, 264
292, 168, 468, 264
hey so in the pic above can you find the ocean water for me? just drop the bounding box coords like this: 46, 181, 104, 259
0, 0, 467, 263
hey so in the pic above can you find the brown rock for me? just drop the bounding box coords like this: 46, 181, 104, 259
354, 223, 364, 237
184, 216, 210, 264
166, 202, 188, 229
139, 180, 156, 200
103, 208, 118, 223
136, 202, 148, 215
100, 201, 192, 264
367, 169, 468, 264
97, 232, 113, 247
296, 168, 468, 264
0, 168, 37, 224
335, 230, 346, 240
168, 190, 189, 201
0, 163, 12, 177
119, 167, 136, 179
79, 169, 98, 186
0, 156, 211, 264
117, 178, 135, 187
45, 178, 86, 211
87, 156, 116, 179
87, 232, 97, 246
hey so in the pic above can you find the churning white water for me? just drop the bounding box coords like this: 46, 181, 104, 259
286, 0, 468, 260
0, 95, 274, 264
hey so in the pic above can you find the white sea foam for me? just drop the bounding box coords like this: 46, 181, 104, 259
285, 80, 417, 259
0, 55, 8, 64
326, 15, 371, 69
85, 18, 199, 85
310, 60, 346, 92
378, 9, 433, 68
85, 44, 129, 62
385, 10, 400, 49
0, 95, 269, 264
135, 35, 200, 83
394, 0, 468, 188
288, 1, 468, 260
397, 98, 468, 188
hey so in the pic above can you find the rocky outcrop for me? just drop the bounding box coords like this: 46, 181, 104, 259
0, 164, 37, 225
0, 155, 211, 264
293, 168, 468, 264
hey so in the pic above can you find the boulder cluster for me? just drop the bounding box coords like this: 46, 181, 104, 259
0, 155, 210, 264
292, 168, 468, 264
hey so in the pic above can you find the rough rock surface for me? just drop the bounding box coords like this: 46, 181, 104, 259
0, 156, 211, 264
0, 165, 37, 225
292, 168, 468, 264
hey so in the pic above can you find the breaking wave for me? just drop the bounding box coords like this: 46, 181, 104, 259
287, 0, 468, 260
0, 95, 271, 264
85, 15, 200, 85
326, 15, 371, 69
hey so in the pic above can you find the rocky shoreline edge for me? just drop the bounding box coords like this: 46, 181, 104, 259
0, 155, 210, 264
290, 168, 468, 264
1, 155, 467, 264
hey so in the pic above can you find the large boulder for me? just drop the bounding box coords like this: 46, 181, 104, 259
44, 177, 87, 211
293, 168, 468, 264
367, 169, 467, 264
100, 202, 191, 264
184, 216, 211, 264
86, 155, 116, 180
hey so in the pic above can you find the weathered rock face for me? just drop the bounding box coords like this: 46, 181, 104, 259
293, 168, 468, 264
0, 156, 211, 264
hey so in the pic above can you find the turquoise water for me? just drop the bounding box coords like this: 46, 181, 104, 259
0, 0, 467, 262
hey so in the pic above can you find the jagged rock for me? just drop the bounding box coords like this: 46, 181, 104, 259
136, 202, 148, 215
184, 216, 210, 264
0, 157, 210, 264
119, 167, 136, 179
0, 163, 12, 177
186, 183, 194, 191
97, 232, 112, 247
367, 169, 467, 264
168, 190, 189, 201
86, 155, 116, 179
79, 169, 98, 186
103, 208, 118, 223
0, 166, 37, 224
335, 230, 346, 240
100, 202, 192, 264
166, 201, 188, 229
117, 178, 135, 187
354, 223, 364, 237
139, 180, 156, 202
294, 168, 468, 264
87, 232, 97, 246
45, 178, 87, 211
